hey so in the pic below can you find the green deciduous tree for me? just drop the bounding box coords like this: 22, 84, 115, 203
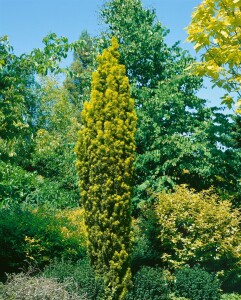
0, 34, 83, 207
134, 74, 241, 208
0, 36, 39, 162
64, 31, 99, 113
75, 37, 137, 299
232, 114, 241, 148
187, 0, 241, 111
0, 33, 77, 164
101, 0, 180, 88
30, 77, 81, 205
99, 0, 241, 209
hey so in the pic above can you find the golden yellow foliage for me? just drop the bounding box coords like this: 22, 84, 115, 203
75, 37, 137, 299
155, 185, 241, 282
56, 208, 87, 242
187, 0, 241, 111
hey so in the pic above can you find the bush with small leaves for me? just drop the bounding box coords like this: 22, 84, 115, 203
175, 266, 221, 300
126, 266, 170, 300
154, 185, 241, 291
0, 273, 86, 300
131, 218, 160, 273
43, 258, 105, 300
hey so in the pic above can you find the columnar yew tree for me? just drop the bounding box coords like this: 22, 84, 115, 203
75, 37, 137, 299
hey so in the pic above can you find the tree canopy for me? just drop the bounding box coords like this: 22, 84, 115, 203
187, 0, 241, 111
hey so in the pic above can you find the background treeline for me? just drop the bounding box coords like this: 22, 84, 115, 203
0, 0, 241, 299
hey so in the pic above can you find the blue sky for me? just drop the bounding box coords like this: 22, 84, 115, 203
0, 0, 226, 108
1, 0, 200, 54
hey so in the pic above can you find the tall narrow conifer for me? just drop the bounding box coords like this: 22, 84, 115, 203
75, 37, 137, 299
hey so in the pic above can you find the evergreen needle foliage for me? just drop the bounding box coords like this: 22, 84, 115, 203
75, 37, 137, 300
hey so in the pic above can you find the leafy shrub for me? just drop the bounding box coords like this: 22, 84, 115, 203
126, 266, 170, 300
131, 218, 160, 272
0, 161, 79, 209
43, 258, 105, 300
0, 273, 85, 300
25, 177, 80, 209
0, 206, 86, 277
0, 161, 37, 207
175, 266, 221, 300
154, 185, 241, 291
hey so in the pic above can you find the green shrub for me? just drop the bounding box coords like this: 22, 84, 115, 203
25, 177, 79, 209
175, 266, 221, 300
154, 185, 241, 291
131, 218, 160, 272
0, 161, 78, 210
126, 266, 170, 300
0, 206, 86, 277
0, 162, 37, 207
43, 258, 105, 300
131, 204, 164, 274
0, 273, 85, 300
